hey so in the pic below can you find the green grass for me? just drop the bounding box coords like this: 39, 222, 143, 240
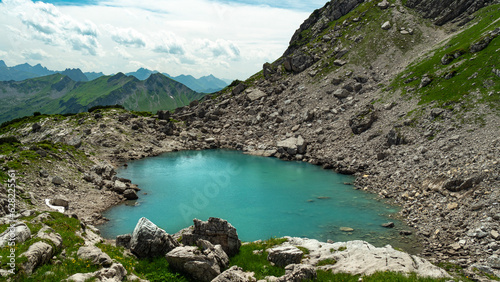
317, 258, 337, 266
97, 243, 190, 281
390, 4, 500, 112
229, 237, 288, 280
0, 212, 96, 280
297, 246, 310, 255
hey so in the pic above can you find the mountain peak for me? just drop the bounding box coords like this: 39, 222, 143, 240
0, 60, 7, 68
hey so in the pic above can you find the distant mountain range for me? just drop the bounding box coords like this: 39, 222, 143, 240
0, 61, 231, 93
0, 72, 206, 124
125, 68, 229, 93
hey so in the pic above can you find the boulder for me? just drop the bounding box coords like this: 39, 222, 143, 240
284, 52, 315, 73
232, 83, 247, 95
181, 217, 241, 257
21, 242, 54, 275
67, 263, 127, 282
333, 88, 350, 99
156, 110, 171, 121
113, 180, 128, 194
0, 223, 31, 247
77, 246, 113, 266
382, 222, 395, 228
349, 106, 377, 134
36, 226, 63, 250
488, 254, 500, 269
277, 136, 307, 156
123, 189, 139, 200
129, 217, 179, 258
470, 34, 494, 53
247, 89, 267, 101
50, 196, 69, 209
276, 264, 317, 282
166, 241, 229, 282
212, 266, 256, 282
381, 21, 392, 30
267, 246, 304, 267
116, 234, 132, 249
51, 176, 64, 185
386, 129, 407, 146
378, 0, 390, 9
32, 123, 42, 132
327, 241, 450, 278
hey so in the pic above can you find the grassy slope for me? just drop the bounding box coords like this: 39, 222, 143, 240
0, 73, 206, 124
390, 4, 500, 111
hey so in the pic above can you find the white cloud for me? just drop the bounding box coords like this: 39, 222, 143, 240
108, 26, 147, 48
0, 0, 314, 79
2, 0, 101, 56
22, 49, 51, 60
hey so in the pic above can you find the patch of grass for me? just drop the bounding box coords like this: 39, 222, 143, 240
308, 270, 470, 282
229, 238, 288, 280
390, 4, 500, 113
97, 243, 190, 281
305, 270, 360, 282
297, 246, 310, 255
317, 258, 337, 266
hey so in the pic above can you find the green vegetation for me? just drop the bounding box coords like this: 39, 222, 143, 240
317, 258, 337, 266
229, 238, 288, 279
88, 104, 125, 112
97, 243, 190, 281
390, 4, 500, 112
0, 212, 99, 281
297, 246, 310, 255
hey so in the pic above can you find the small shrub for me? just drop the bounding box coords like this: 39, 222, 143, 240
0, 136, 20, 145
33, 112, 41, 116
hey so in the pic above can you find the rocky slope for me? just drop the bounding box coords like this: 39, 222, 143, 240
0, 0, 499, 280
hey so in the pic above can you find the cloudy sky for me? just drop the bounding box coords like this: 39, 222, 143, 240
0, 0, 326, 80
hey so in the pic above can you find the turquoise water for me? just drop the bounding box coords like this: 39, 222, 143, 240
99, 150, 416, 249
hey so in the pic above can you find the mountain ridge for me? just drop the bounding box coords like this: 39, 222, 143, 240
0, 72, 205, 123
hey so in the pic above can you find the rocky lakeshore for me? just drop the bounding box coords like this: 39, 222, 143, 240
0, 0, 499, 280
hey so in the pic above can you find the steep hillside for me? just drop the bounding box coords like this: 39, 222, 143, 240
0, 73, 205, 123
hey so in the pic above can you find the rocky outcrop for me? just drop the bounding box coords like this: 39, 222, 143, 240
276, 136, 307, 156
405, 0, 494, 25
129, 217, 179, 258
77, 246, 113, 266
67, 263, 127, 282
181, 217, 241, 257
166, 240, 229, 282
0, 223, 31, 247
276, 264, 317, 282
349, 106, 377, 134
21, 242, 55, 275
267, 246, 304, 267
212, 266, 257, 282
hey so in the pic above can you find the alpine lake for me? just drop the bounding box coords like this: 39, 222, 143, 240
99, 149, 421, 253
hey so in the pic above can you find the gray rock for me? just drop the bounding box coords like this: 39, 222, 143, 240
51, 176, 64, 185
123, 189, 139, 200
405, 0, 490, 25
113, 180, 128, 194
420, 76, 432, 88
333, 88, 350, 99
470, 34, 494, 53
0, 223, 31, 247
382, 222, 395, 228
39, 169, 49, 178
267, 246, 304, 267
386, 129, 407, 146
247, 89, 268, 101
381, 21, 392, 30
130, 217, 179, 258
116, 234, 132, 249
212, 265, 257, 282
156, 110, 171, 121
50, 196, 69, 209
36, 226, 63, 250
166, 241, 229, 282
67, 263, 127, 282
182, 217, 241, 257
67, 136, 82, 148
276, 264, 317, 282
21, 242, 54, 275
277, 136, 307, 156
488, 254, 500, 269
232, 83, 247, 95
77, 246, 113, 266
284, 52, 315, 73
378, 0, 390, 9
331, 77, 343, 85
349, 105, 377, 134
